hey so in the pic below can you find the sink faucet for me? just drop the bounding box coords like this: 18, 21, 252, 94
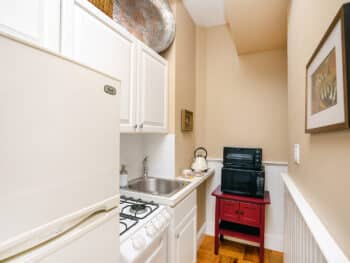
143, 156, 149, 178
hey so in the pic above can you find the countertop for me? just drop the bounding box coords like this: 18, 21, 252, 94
119, 168, 215, 207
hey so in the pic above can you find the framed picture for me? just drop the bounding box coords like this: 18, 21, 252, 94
306, 4, 350, 133
181, 110, 193, 132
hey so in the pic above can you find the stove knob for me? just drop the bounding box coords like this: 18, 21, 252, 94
131, 234, 146, 250
159, 214, 166, 224
153, 218, 162, 230
163, 210, 171, 220
158, 215, 166, 228
145, 223, 157, 237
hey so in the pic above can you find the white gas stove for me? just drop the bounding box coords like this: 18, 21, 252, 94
119, 196, 171, 263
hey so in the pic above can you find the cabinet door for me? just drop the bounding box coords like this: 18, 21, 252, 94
239, 202, 261, 227
175, 208, 196, 263
220, 199, 240, 222
0, 0, 60, 51
138, 43, 168, 133
61, 0, 137, 132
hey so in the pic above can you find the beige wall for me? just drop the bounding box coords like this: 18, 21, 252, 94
195, 25, 288, 162
288, 0, 350, 257
165, 1, 288, 233
162, 0, 200, 228
162, 0, 196, 175
168, 0, 204, 230
194, 24, 288, 232
161, 0, 176, 134
174, 1, 196, 175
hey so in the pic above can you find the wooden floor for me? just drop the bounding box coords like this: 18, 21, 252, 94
197, 235, 283, 263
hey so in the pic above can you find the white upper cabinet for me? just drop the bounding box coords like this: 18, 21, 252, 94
0, 0, 61, 52
1, 0, 168, 133
137, 43, 168, 133
61, 0, 168, 133
61, 0, 138, 132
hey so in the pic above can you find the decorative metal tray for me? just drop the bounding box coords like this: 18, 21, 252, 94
113, 0, 176, 53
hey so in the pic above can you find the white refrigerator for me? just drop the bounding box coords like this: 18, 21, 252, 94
0, 34, 120, 262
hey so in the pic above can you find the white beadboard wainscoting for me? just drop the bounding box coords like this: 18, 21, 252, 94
282, 173, 349, 263
202, 158, 287, 252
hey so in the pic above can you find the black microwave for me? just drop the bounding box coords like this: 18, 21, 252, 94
223, 147, 262, 170
221, 167, 265, 198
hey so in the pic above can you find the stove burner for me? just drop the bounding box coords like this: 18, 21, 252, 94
120, 214, 138, 236
119, 195, 159, 236
130, 204, 147, 215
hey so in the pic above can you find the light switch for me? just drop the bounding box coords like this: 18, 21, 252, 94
294, 144, 300, 164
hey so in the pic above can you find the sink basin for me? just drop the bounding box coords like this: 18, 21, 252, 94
124, 177, 189, 197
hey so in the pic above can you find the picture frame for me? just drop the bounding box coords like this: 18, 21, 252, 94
305, 4, 350, 133
181, 109, 193, 132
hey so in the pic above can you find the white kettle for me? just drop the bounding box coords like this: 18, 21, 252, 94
191, 147, 208, 172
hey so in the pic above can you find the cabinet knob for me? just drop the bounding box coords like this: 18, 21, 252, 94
139, 123, 144, 129
176, 233, 180, 239
133, 124, 138, 129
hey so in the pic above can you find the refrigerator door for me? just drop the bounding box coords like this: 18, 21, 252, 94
0, 34, 120, 248
5, 209, 119, 263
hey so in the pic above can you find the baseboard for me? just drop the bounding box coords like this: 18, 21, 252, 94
205, 221, 214, 236
197, 222, 207, 249
264, 233, 283, 252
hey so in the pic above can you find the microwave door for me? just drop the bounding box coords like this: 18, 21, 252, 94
228, 153, 252, 159
226, 153, 253, 162
221, 169, 257, 196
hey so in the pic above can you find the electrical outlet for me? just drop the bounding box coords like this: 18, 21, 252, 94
294, 144, 300, 164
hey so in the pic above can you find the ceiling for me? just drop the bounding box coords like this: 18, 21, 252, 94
224, 0, 288, 54
182, 0, 225, 27
183, 0, 289, 54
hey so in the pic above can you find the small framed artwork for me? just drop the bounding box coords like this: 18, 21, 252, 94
181, 110, 193, 132
306, 4, 350, 133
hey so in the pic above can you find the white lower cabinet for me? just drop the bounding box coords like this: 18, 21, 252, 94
0, 0, 61, 51
174, 208, 197, 263
168, 191, 197, 263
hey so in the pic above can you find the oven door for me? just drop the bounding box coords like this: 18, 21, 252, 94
120, 228, 168, 263
221, 168, 258, 197
145, 237, 167, 263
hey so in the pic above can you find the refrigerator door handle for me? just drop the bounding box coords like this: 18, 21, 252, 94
0, 196, 119, 261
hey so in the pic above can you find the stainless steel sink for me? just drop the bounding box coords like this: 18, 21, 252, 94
123, 177, 189, 197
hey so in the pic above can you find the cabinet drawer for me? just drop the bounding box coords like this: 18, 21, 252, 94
220, 199, 240, 222
239, 202, 261, 227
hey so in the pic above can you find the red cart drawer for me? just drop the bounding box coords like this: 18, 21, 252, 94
239, 202, 261, 227
220, 199, 240, 222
